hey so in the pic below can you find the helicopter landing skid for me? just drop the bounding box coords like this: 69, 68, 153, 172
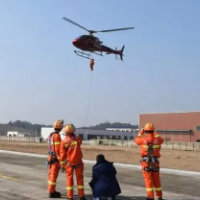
74, 50, 91, 59
74, 50, 104, 59
93, 51, 103, 56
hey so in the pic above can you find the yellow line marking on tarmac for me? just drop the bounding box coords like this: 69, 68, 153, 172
0, 173, 18, 180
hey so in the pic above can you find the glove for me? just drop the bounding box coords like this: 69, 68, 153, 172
138, 128, 144, 136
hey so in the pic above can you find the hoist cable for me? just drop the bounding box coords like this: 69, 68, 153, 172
84, 71, 93, 128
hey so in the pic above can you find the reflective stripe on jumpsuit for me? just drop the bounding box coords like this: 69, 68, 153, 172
141, 146, 162, 199
65, 161, 85, 198
60, 124, 86, 200
47, 132, 61, 194
134, 124, 164, 200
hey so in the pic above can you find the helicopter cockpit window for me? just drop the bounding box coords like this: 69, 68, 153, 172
76, 35, 87, 39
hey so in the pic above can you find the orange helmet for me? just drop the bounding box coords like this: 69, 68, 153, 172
143, 123, 155, 132
53, 120, 64, 130
63, 124, 76, 135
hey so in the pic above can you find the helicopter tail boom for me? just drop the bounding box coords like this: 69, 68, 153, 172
105, 45, 125, 61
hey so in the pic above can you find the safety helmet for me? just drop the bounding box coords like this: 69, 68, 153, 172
53, 120, 64, 130
63, 124, 76, 135
143, 123, 155, 132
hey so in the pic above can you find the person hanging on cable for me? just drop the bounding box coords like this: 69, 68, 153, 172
47, 119, 64, 198
90, 59, 94, 71
60, 124, 87, 200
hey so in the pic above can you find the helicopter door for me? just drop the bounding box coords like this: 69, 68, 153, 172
94, 37, 101, 49
86, 36, 95, 47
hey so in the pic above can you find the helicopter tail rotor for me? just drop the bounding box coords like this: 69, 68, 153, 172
119, 45, 125, 61
114, 46, 124, 61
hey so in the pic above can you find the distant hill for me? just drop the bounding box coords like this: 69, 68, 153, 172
7, 120, 51, 132
0, 120, 51, 136
0, 124, 35, 136
0, 120, 138, 136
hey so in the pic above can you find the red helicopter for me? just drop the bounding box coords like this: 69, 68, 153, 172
62, 17, 134, 61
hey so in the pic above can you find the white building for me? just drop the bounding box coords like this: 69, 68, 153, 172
41, 127, 66, 141
7, 131, 30, 137
106, 128, 139, 132
7, 131, 18, 137
41, 127, 138, 141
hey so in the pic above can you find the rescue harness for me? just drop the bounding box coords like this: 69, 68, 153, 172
66, 161, 82, 169
46, 132, 59, 165
141, 143, 160, 172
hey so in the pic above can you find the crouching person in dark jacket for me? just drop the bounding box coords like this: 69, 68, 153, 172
89, 154, 121, 200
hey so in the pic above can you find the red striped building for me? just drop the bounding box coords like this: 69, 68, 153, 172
139, 112, 200, 142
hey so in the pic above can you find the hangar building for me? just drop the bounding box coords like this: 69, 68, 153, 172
41, 127, 137, 141
139, 112, 200, 142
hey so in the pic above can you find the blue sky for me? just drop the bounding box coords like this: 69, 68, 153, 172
0, 0, 200, 127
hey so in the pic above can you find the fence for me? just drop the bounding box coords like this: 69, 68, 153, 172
0, 136, 41, 143
0, 136, 200, 151
88, 139, 200, 151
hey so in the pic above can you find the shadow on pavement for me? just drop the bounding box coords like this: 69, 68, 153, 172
117, 196, 147, 200
61, 194, 199, 200
61, 194, 147, 200
116, 196, 197, 200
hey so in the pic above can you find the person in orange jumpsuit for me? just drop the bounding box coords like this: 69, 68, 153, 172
90, 59, 94, 71
47, 119, 64, 198
60, 124, 87, 200
134, 123, 164, 200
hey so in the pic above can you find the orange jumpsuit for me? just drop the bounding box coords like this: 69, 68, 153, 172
90, 59, 94, 71
47, 131, 61, 194
60, 134, 85, 199
134, 131, 163, 200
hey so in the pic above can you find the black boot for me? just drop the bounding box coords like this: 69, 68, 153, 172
158, 198, 164, 200
67, 198, 74, 200
80, 197, 87, 200
146, 198, 154, 200
49, 191, 61, 198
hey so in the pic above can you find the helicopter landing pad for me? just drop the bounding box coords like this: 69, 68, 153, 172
0, 152, 199, 200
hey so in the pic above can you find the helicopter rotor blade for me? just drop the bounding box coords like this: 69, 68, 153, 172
62, 17, 90, 32
93, 27, 134, 33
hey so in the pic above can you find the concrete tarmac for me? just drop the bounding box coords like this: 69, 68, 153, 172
0, 152, 199, 200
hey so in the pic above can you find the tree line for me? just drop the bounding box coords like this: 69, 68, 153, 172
80, 122, 138, 130
7, 120, 51, 133
6, 120, 138, 133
